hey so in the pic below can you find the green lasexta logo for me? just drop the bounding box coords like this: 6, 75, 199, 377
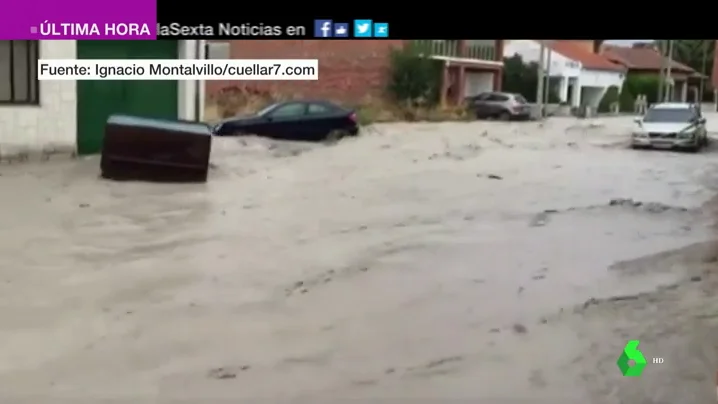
617, 340, 647, 376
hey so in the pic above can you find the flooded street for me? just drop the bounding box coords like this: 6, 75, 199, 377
3, 116, 718, 403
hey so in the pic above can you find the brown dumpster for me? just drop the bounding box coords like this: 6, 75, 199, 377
101, 115, 212, 183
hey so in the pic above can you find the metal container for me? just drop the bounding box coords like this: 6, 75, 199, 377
101, 115, 212, 183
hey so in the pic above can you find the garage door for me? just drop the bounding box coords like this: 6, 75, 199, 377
76, 40, 179, 155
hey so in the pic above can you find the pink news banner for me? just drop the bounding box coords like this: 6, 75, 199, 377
4, 0, 156, 39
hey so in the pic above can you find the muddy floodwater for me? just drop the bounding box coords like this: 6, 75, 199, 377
4, 116, 718, 403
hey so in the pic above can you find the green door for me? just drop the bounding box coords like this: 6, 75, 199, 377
76, 40, 179, 155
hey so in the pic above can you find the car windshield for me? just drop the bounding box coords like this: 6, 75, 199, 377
643, 108, 693, 123
514, 95, 528, 104
256, 103, 280, 116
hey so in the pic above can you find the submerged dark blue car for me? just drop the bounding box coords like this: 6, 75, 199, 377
212, 100, 359, 142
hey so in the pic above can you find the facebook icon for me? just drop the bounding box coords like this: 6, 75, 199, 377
313, 19, 333, 38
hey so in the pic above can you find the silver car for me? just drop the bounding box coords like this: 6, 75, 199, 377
631, 103, 708, 152
465, 92, 531, 121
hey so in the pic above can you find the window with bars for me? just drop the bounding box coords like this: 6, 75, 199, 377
0, 40, 40, 105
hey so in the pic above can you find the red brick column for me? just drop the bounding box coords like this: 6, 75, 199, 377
457, 40, 467, 57
493, 70, 503, 91
456, 66, 466, 104
495, 40, 504, 62
440, 62, 449, 107
493, 40, 505, 91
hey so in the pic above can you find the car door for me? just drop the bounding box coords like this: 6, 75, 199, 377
469, 93, 491, 116
484, 93, 509, 116
304, 103, 341, 141
263, 102, 309, 140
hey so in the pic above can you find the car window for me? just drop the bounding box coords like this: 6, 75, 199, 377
473, 93, 490, 101
513, 95, 528, 104
269, 103, 306, 118
644, 108, 693, 123
257, 103, 279, 116
307, 103, 331, 115
487, 94, 509, 102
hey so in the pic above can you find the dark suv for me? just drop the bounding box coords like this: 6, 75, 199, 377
465, 92, 531, 121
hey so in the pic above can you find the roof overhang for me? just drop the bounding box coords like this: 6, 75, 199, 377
428, 55, 503, 68
580, 67, 627, 74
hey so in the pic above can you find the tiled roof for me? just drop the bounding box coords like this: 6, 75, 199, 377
602, 44, 696, 73
548, 41, 625, 72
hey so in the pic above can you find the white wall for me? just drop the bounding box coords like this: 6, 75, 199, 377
464, 71, 494, 97
178, 40, 206, 121
579, 69, 625, 88
0, 40, 203, 160
578, 69, 625, 109
503, 40, 581, 78
0, 40, 77, 159
581, 87, 606, 108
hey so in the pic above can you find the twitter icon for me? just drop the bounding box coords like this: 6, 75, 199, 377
353, 19, 373, 38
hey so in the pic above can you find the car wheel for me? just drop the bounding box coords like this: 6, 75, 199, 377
325, 129, 349, 144
686, 140, 701, 153
498, 111, 511, 121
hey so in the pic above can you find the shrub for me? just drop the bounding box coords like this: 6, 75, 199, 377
386, 43, 443, 106
618, 88, 636, 112
206, 85, 288, 120
623, 74, 661, 105
598, 86, 620, 112
502, 54, 561, 103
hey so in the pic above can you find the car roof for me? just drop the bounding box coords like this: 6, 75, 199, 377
485, 92, 519, 97
276, 100, 345, 108
650, 102, 694, 110
280, 99, 337, 105
470, 92, 520, 98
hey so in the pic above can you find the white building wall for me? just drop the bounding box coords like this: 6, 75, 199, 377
581, 87, 606, 108
0, 40, 77, 160
0, 40, 204, 161
503, 40, 581, 78
580, 69, 625, 88
178, 40, 206, 121
579, 69, 625, 109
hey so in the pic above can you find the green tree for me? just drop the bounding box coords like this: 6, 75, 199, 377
624, 74, 661, 104
386, 43, 443, 105
654, 40, 714, 75
501, 55, 560, 103
598, 86, 619, 113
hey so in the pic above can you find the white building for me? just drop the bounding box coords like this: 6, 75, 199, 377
504, 40, 626, 109
0, 40, 206, 160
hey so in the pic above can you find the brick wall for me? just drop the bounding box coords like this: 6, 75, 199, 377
0, 40, 76, 160
205, 40, 405, 104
